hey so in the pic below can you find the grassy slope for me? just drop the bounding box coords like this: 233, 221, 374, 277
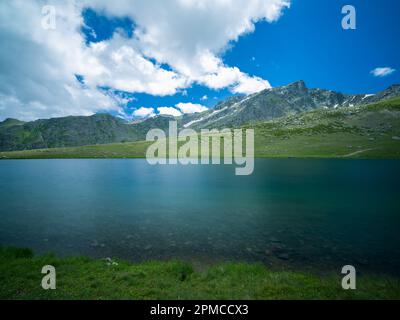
1, 98, 400, 159
251, 96, 400, 159
1, 247, 399, 300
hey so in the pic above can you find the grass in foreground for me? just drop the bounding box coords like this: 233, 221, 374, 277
1, 247, 399, 300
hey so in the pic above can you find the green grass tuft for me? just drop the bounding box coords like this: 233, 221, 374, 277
0, 248, 399, 300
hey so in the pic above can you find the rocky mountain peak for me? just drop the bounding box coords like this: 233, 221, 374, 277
285, 80, 307, 91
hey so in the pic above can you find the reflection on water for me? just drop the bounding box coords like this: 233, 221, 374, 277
0, 159, 399, 274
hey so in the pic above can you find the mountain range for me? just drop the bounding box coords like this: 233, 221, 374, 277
179, 80, 400, 129
1, 81, 400, 152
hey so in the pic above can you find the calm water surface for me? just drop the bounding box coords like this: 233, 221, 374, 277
0, 159, 399, 274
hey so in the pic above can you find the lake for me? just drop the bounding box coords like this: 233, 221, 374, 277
0, 159, 399, 275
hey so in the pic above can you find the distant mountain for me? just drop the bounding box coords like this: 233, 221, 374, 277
2, 96, 399, 159
132, 114, 176, 135
0, 81, 399, 151
0, 114, 141, 151
0, 118, 25, 129
180, 81, 400, 129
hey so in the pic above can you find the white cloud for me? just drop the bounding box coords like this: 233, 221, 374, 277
176, 102, 208, 114
88, 0, 289, 95
200, 95, 208, 101
0, 0, 290, 120
0, 1, 117, 120
196, 52, 271, 93
133, 107, 155, 118
231, 74, 270, 94
155, 102, 208, 118
370, 67, 396, 77
87, 36, 189, 96
157, 107, 182, 117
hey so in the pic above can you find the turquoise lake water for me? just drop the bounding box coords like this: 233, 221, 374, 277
0, 159, 399, 274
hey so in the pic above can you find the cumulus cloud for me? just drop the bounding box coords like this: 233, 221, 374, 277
157, 107, 182, 117
86, 36, 189, 96
0, 0, 290, 120
154, 102, 207, 118
196, 51, 271, 93
231, 74, 270, 94
370, 67, 396, 77
87, 0, 286, 94
176, 102, 208, 114
0, 1, 118, 120
133, 107, 155, 118
200, 95, 208, 101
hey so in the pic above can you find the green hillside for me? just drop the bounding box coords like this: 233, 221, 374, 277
0, 114, 144, 151
1, 97, 400, 159
251, 96, 400, 158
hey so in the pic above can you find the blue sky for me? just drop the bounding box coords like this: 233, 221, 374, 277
223, 0, 400, 94
0, 0, 399, 121
81, 0, 400, 116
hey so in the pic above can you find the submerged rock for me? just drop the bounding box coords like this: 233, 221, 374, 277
265, 249, 272, 256
269, 243, 286, 252
90, 240, 99, 247
277, 253, 290, 260
356, 258, 368, 265
269, 237, 281, 243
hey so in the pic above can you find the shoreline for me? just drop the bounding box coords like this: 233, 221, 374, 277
1, 154, 400, 160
